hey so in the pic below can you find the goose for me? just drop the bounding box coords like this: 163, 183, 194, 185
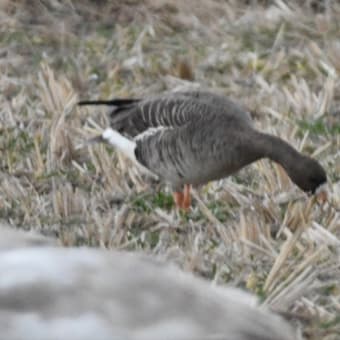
79, 90, 327, 210
1, 225, 296, 340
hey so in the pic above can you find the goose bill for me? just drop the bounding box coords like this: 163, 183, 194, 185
315, 184, 328, 205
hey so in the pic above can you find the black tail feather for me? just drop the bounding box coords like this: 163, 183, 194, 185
78, 99, 140, 106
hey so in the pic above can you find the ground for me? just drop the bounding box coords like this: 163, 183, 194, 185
0, 1, 339, 338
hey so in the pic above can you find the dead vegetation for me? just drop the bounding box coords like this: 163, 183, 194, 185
0, 1, 339, 339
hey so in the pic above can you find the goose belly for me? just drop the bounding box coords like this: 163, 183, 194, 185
165, 151, 244, 190
183, 158, 240, 186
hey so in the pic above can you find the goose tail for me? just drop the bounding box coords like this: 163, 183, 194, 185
75, 129, 136, 160
78, 99, 140, 106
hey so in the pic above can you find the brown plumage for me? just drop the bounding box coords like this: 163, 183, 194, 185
79, 90, 327, 209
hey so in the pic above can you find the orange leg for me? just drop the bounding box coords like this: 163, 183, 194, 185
173, 191, 184, 209
182, 184, 191, 211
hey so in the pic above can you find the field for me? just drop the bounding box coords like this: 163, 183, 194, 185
0, 1, 339, 338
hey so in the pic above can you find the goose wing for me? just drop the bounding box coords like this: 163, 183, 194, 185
79, 91, 252, 137
108, 93, 211, 136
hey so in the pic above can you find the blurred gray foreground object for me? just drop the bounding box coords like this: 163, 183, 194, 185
0, 225, 296, 340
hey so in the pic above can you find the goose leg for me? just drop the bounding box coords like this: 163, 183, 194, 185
173, 191, 184, 209
182, 184, 191, 210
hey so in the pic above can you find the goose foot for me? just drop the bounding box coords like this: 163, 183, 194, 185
173, 191, 184, 209
173, 185, 191, 211
182, 184, 191, 210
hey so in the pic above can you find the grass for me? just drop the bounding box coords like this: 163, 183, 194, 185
298, 118, 340, 136
0, 0, 339, 339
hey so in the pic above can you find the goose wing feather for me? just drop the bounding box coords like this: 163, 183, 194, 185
110, 91, 252, 136
110, 94, 204, 136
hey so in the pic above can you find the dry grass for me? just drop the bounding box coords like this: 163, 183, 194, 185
0, 0, 339, 338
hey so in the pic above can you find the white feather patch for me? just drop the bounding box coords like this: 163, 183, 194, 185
102, 128, 137, 162
134, 126, 171, 142
102, 128, 158, 179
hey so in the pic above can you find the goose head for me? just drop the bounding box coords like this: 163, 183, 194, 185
257, 132, 327, 196
287, 156, 327, 194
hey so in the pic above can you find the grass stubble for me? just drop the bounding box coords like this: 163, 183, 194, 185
0, 1, 339, 338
